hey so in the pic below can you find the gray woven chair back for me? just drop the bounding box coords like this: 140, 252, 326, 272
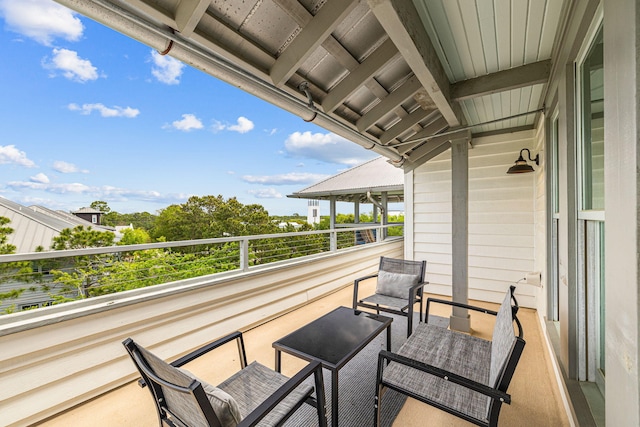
379, 257, 425, 281
136, 344, 219, 427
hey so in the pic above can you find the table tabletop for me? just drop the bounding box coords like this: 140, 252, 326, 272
273, 306, 392, 370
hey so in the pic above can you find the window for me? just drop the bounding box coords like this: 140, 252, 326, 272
92, 214, 98, 224
579, 27, 604, 211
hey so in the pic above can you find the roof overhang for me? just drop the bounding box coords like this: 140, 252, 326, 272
54, 0, 565, 169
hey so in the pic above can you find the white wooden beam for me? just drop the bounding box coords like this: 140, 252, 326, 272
270, 0, 359, 86
397, 116, 448, 155
174, 0, 209, 36
322, 39, 399, 112
451, 60, 552, 101
379, 107, 431, 145
356, 75, 423, 131
404, 128, 469, 163
368, 0, 462, 127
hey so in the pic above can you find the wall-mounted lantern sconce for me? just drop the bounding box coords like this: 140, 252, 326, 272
507, 148, 539, 174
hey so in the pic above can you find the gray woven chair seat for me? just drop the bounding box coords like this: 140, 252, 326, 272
218, 361, 313, 426
360, 294, 409, 311
382, 323, 492, 422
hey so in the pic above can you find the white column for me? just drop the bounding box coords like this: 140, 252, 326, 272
450, 136, 470, 332
604, 1, 639, 425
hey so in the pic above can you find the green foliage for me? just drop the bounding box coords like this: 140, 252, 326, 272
118, 228, 152, 245
51, 226, 116, 250
90, 200, 111, 213
0, 216, 33, 285
151, 195, 278, 241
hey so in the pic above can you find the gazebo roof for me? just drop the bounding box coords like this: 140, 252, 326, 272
288, 157, 403, 203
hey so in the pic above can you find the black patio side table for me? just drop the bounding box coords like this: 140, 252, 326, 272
273, 306, 392, 427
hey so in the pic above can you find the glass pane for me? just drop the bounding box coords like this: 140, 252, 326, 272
552, 117, 560, 214
599, 222, 605, 375
580, 27, 604, 210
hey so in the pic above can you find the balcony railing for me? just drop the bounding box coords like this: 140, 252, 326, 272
0, 224, 402, 315
0, 225, 404, 426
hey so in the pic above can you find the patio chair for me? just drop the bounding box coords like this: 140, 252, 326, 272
123, 331, 327, 427
374, 285, 526, 427
352, 256, 427, 337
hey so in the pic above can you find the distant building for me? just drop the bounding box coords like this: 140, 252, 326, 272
71, 207, 103, 225
0, 197, 116, 254
307, 200, 320, 225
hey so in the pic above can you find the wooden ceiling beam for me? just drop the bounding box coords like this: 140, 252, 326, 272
368, 0, 462, 127
450, 59, 552, 101
322, 39, 399, 112
270, 0, 359, 86
174, 0, 209, 36
357, 75, 422, 131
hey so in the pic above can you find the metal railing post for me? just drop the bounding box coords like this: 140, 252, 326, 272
240, 238, 249, 271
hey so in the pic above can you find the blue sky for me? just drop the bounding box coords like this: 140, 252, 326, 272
0, 0, 379, 216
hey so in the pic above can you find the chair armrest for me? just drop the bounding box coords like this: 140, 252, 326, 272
378, 350, 511, 404
353, 273, 379, 308
355, 273, 378, 285
425, 297, 498, 318
171, 331, 248, 368
238, 360, 327, 427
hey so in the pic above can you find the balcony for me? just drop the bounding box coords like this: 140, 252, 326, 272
0, 229, 571, 426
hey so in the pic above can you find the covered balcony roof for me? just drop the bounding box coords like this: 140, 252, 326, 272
54, 0, 565, 169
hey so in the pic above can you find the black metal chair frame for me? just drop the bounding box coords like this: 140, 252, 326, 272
123, 331, 328, 427
352, 256, 428, 337
374, 286, 525, 427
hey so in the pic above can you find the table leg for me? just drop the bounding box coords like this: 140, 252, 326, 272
275, 350, 281, 373
331, 369, 339, 427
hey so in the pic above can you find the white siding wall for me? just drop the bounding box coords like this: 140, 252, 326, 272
412, 130, 537, 307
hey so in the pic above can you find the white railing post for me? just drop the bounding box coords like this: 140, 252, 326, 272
240, 238, 249, 271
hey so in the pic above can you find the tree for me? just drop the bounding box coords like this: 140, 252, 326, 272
0, 216, 37, 312
118, 228, 152, 245
52, 226, 116, 250
151, 195, 278, 241
90, 200, 111, 213
50, 226, 117, 298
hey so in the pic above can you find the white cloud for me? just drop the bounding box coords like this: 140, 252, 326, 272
53, 160, 88, 174
284, 131, 377, 166
247, 188, 283, 199
168, 113, 203, 131
212, 117, 255, 134
44, 48, 100, 82
150, 50, 184, 85
0, 145, 36, 167
68, 103, 140, 118
227, 117, 254, 134
7, 180, 188, 204
242, 172, 329, 185
30, 173, 49, 183
0, 0, 83, 46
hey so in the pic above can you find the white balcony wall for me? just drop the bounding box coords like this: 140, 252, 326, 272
0, 240, 402, 427
411, 129, 538, 307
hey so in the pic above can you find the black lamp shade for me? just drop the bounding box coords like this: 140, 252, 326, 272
507, 149, 538, 174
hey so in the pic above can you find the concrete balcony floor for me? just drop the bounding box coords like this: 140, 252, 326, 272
36, 280, 571, 426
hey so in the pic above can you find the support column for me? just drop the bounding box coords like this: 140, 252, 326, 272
604, 1, 639, 425
381, 191, 388, 239
450, 136, 471, 332
329, 196, 337, 251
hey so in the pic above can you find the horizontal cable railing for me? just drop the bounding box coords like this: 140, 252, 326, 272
0, 225, 402, 314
